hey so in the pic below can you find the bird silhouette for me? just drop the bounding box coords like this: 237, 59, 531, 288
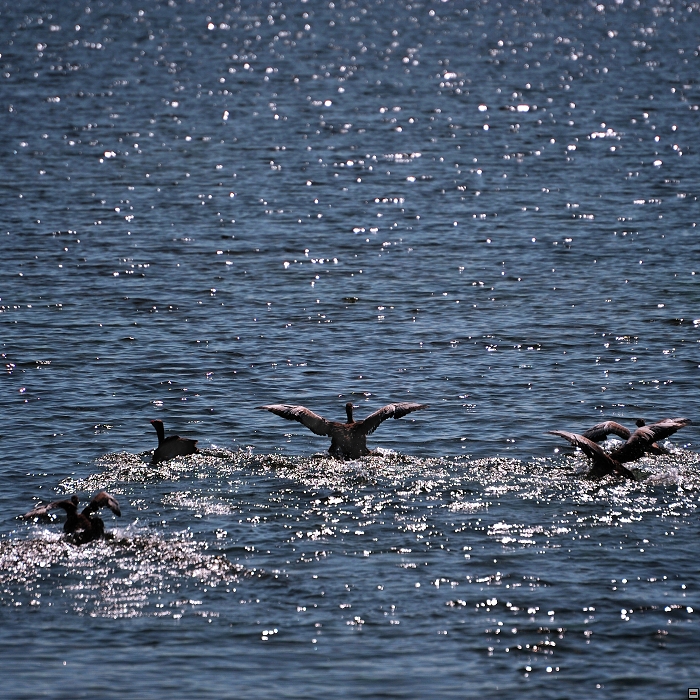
257, 401, 428, 459
23, 491, 122, 545
581, 417, 690, 458
150, 419, 199, 463
550, 416, 691, 479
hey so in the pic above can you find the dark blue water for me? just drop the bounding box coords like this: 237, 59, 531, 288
2, 0, 699, 697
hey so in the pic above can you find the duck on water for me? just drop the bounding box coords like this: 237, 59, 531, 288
23, 491, 122, 545
550, 417, 691, 479
150, 419, 199, 463
257, 401, 428, 459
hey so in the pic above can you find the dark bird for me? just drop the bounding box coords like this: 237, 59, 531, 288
23, 491, 122, 545
150, 418, 199, 463
550, 417, 691, 479
549, 430, 637, 479
581, 417, 691, 459
608, 417, 690, 462
257, 401, 428, 459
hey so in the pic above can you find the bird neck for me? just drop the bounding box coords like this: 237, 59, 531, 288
345, 404, 354, 423
59, 498, 79, 516
152, 420, 165, 445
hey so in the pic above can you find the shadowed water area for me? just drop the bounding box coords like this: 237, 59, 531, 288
1, 0, 699, 697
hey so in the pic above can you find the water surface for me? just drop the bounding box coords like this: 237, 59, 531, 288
1, 0, 699, 697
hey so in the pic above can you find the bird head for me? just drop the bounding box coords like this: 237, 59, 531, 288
345, 402, 355, 423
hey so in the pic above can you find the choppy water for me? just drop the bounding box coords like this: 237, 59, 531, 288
1, 0, 699, 697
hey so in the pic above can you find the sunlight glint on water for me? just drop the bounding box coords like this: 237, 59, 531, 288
1, 1, 699, 697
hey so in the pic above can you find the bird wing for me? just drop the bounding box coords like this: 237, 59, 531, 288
22, 498, 75, 519
84, 491, 122, 517
644, 417, 691, 440
257, 404, 331, 436
612, 417, 691, 463
582, 421, 631, 442
360, 402, 428, 436
549, 431, 636, 479
550, 430, 612, 461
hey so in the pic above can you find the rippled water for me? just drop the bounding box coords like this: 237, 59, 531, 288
1, 0, 699, 697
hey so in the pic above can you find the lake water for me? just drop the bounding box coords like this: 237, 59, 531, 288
1, 0, 699, 697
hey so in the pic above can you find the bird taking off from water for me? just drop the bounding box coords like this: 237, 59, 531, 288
23, 491, 122, 545
150, 419, 199, 463
581, 417, 690, 459
550, 416, 691, 479
257, 401, 428, 459
549, 431, 637, 480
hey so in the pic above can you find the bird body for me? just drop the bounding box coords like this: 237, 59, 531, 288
150, 419, 199, 463
23, 491, 121, 545
257, 401, 428, 459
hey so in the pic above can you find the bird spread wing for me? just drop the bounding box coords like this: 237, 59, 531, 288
360, 402, 428, 436
549, 430, 635, 479
257, 404, 331, 436
550, 430, 612, 461
644, 417, 691, 440
611, 417, 691, 463
22, 496, 77, 519
582, 421, 631, 442
84, 491, 122, 517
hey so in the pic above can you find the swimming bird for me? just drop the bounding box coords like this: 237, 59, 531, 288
257, 401, 428, 459
550, 417, 691, 479
150, 418, 199, 463
23, 491, 122, 545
